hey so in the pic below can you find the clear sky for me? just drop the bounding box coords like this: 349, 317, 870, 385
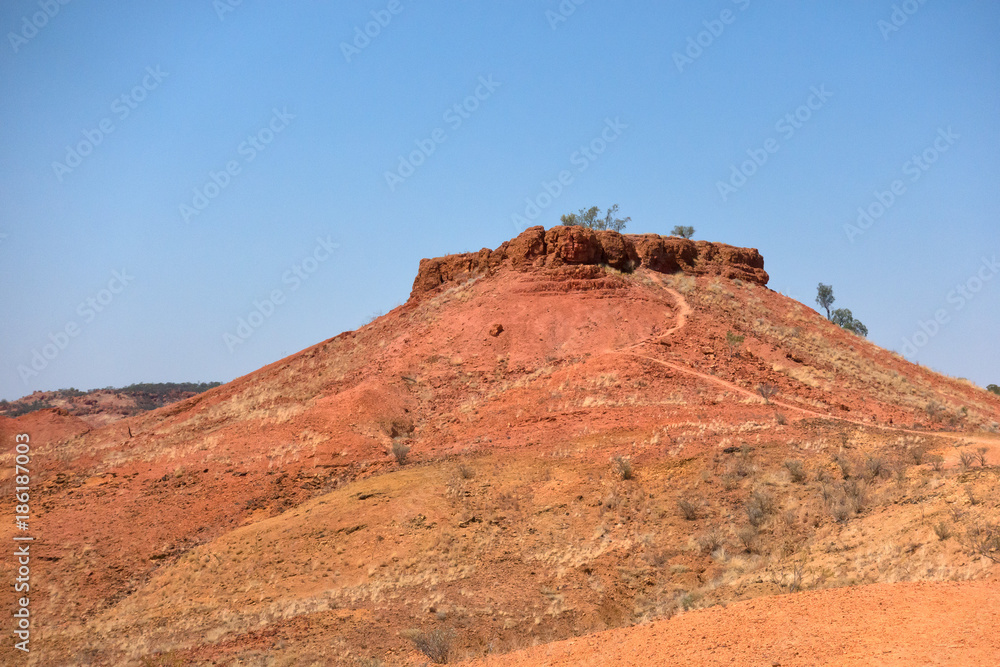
1, 1, 998, 401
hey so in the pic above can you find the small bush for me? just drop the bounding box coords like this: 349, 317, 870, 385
408, 628, 453, 664
843, 479, 868, 514
833, 454, 852, 479
966, 486, 980, 506
613, 455, 633, 480
909, 445, 927, 465
736, 524, 760, 553
864, 455, 887, 480
964, 523, 1000, 562
698, 528, 725, 554
933, 522, 952, 541
678, 498, 698, 521
745, 489, 776, 527
959, 450, 976, 471
725, 330, 744, 358
756, 383, 778, 404
774, 412, 787, 425
671, 225, 695, 239
391, 440, 411, 465
974, 447, 988, 467
457, 464, 475, 480
783, 459, 806, 484
928, 454, 944, 472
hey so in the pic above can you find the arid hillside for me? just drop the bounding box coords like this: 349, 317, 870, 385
1, 226, 998, 666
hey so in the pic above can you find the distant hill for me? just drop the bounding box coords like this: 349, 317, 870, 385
0, 382, 221, 427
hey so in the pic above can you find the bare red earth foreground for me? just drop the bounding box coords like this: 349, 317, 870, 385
465, 580, 1000, 666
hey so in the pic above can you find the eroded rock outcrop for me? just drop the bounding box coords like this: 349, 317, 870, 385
410, 226, 768, 299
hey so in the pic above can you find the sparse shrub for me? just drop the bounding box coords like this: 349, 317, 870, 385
964, 523, 1000, 562
784, 459, 806, 484
959, 450, 976, 471
677, 591, 698, 611
988, 384, 1000, 396
925, 401, 945, 423
974, 447, 988, 467
756, 383, 778, 404
720, 472, 739, 491
671, 225, 695, 239
928, 454, 944, 472
613, 455, 633, 480
408, 628, 454, 664
698, 527, 725, 554
966, 486, 980, 506
725, 330, 744, 358
678, 498, 698, 521
457, 464, 475, 479
391, 440, 411, 465
863, 455, 887, 480
933, 522, 952, 541
908, 445, 926, 465
843, 479, 868, 514
774, 412, 787, 425
736, 524, 760, 553
829, 500, 851, 523
833, 454, 852, 479
745, 488, 776, 527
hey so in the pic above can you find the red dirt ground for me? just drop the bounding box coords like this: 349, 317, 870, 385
465, 580, 1000, 666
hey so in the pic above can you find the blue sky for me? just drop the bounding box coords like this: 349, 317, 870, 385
1, 1, 998, 400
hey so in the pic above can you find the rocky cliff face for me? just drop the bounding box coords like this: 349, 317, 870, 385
410, 225, 769, 299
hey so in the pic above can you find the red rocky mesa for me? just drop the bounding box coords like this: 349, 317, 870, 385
410, 225, 769, 299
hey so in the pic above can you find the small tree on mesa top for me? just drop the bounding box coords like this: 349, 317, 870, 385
988, 384, 1000, 396
671, 225, 695, 239
560, 204, 630, 232
816, 283, 835, 320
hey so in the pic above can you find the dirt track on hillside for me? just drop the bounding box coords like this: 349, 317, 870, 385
464, 580, 1000, 666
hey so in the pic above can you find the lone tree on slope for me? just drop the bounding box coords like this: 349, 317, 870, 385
671, 225, 695, 239
831, 308, 869, 338
816, 284, 869, 338
816, 283, 835, 320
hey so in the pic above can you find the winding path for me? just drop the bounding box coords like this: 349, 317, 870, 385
605, 271, 999, 458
